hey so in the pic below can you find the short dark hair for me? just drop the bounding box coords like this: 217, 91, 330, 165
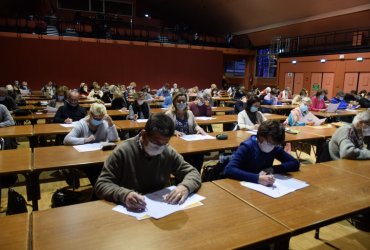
257, 120, 285, 144
145, 113, 175, 137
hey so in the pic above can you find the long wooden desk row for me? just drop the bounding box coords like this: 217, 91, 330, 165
1, 160, 369, 250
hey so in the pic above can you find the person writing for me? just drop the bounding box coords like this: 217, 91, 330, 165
95, 113, 201, 210
237, 96, 267, 130
224, 120, 300, 186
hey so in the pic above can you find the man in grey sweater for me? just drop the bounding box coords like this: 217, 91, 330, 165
95, 113, 201, 211
329, 111, 370, 160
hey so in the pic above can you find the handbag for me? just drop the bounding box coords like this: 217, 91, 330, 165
6, 188, 28, 215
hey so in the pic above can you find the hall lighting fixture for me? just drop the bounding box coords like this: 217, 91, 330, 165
291, 60, 297, 64
356, 57, 364, 62
320, 59, 326, 63
144, 13, 150, 18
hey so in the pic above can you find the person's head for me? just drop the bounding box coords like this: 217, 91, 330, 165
352, 111, 370, 136
246, 96, 260, 113
238, 86, 245, 94
141, 84, 150, 93
129, 82, 137, 89
5, 84, 13, 92
211, 83, 217, 89
285, 86, 291, 92
89, 103, 107, 126
196, 93, 209, 106
108, 85, 118, 94
172, 92, 188, 112
270, 89, 278, 97
336, 90, 345, 100
257, 120, 285, 152
140, 113, 175, 156
265, 87, 271, 94
299, 89, 307, 97
21, 81, 28, 87
56, 86, 69, 102
0, 87, 7, 101
134, 92, 145, 105
299, 97, 312, 113
359, 89, 367, 97
315, 90, 325, 99
112, 90, 123, 99
173, 83, 177, 89
66, 91, 80, 108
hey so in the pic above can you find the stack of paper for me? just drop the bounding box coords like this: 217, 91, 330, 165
112, 186, 206, 220
299, 112, 326, 126
195, 117, 216, 120
240, 174, 309, 198
136, 119, 148, 123
180, 134, 216, 141
73, 143, 103, 152
60, 122, 78, 128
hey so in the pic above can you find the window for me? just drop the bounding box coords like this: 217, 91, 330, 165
225, 59, 246, 77
256, 48, 276, 77
58, 0, 133, 16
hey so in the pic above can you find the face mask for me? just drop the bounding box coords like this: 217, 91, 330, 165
319, 95, 324, 100
137, 100, 145, 105
300, 104, 308, 113
250, 106, 258, 112
258, 140, 275, 153
0, 96, 5, 101
339, 97, 344, 101
57, 95, 64, 101
197, 101, 204, 106
91, 118, 103, 126
362, 126, 370, 137
176, 102, 187, 110
144, 140, 166, 156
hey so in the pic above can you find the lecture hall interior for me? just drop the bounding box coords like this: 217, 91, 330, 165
0, 0, 369, 249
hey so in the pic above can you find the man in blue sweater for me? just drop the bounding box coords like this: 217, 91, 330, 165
330, 90, 348, 110
224, 120, 300, 186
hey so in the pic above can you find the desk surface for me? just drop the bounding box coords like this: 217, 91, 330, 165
214, 164, 370, 235
0, 125, 33, 138
261, 104, 297, 110
33, 123, 73, 135
0, 213, 29, 250
285, 124, 337, 140
33, 146, 112, 171
320, 159, 370, 179
32, 182, 290, 250
0, 148, 32, 174
311, 110, 360, 118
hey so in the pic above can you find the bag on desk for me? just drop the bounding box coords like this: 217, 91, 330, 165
6, 188, 28, 215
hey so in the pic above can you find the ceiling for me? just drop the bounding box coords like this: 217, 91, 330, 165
140, 0, 370, 46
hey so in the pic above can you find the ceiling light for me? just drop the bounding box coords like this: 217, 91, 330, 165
356, 57, 363, 62
320, 59, 326, 63
144, 13, 150, 18
291, 60, 297, 64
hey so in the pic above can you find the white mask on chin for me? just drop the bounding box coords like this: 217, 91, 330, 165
144, 140, 166, 156
362, 126, 370, 137
258, 140, 275, 153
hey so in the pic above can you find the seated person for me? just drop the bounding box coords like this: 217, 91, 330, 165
263, 89, 280, 105
63, 103, 119, 188
162, 94, 173, 109
309, 90, 327, 111
234, 95, 248, 114
291, 89, 308, 105
0, 87, 16, 111
284, 97, 322, 126
101, 85, 117, 103
237, 96, 267, 130
278, 86, 292, 100
156, 83, 171, 98
165, 93, 207, 172
64, 103, 119, 145
54, 91, 87, 124
47, 85, 69, 111
19, 81, 32, 95
359, 91, 370, 108
188, 93, 212, 117
344, 90, 359, 103
141, 85, 154, 103
128, 92, 150, 120
330, 90, 348, 110
224, 120, 300, 186
41, 81, 56, 99
329, 111, 370, 160
111, 90, 127, 110
88, 85, 104, 100
95, 113, 201, 210
0, 104, 15, 128
78, 82, 89, 97
233, 86, 246, 101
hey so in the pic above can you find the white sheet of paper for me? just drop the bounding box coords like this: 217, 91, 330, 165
73, 143, 102, 152
240, 175, 309, 198
45, 106, 57, 113
112, 186, 206, 220
263, 113, 272, 116
136, 119, 148, 123
246, 130, 257, 135
60, 122, 78, 128
299, 112, 326, 126
180, 134, 216, 141
195, 117, 216, 120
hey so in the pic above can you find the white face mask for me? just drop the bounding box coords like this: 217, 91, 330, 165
258, 140, 275, 153
362, 126, 370, 137
144, 140, 166, 156
137, 100, 145, 105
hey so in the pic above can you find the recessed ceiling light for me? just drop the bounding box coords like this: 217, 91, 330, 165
320, 59, 326, 63
356, 57, 363, 62
291, 60, 297, 64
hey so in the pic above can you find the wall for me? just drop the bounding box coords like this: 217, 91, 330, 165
277, 51, 370, 98
0, 35, 223, 90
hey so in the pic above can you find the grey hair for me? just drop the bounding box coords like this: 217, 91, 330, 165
301, 97, 312, 105
352, 111, 370, 126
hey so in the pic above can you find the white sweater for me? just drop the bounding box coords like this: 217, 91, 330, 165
237, 110, 267, 130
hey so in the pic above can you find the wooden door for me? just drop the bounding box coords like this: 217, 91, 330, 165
343, 73, 359, 93
293, 73, 304, 95
284, 73, 294, 90
310, 73, 322, 96
322, 73, 335, 99
358, 73, 370, 92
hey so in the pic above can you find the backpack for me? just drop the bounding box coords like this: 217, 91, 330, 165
6, 188, 28, 215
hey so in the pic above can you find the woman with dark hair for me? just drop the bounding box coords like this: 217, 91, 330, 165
237, 96, 267, 131
128, 92, 150, 120
309, 90, 327, 111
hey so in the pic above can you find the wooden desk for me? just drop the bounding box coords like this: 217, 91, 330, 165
311, 110, 360, 118
285, 124, 337, 140
0, 125, 33, 138
114, 120, 146, 131
151, 106, 235, 114
107, 109, 128, 117
32, 183, 290, 250
320, 159, 370, 179
0, 148, 32, 174
196, 115, 237, 125
0, 213, 29, 250
33, 124, 73, 136
214, 164, 370, 235
213, 96, 232, 101
263, 113, 287, 121
261, 104, 297, 111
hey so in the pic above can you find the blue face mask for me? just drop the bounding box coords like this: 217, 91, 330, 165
176, 102, 187, 110
300, 104, 308, 113
339, 97, 344, 101
91, 118, 103, 126
319, 95, 324, 100
197, 101, 204, 106
250, 106, 258, 112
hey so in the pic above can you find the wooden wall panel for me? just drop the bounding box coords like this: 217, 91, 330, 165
293, 73, 304, 95
322, 73, 335, 98
358, 73, 370, 92
343, 73, 359, 93
310, 73, 322, 96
